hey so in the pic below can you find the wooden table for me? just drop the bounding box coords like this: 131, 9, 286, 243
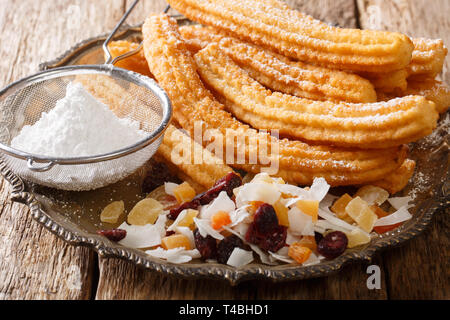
0, 0, 448, 300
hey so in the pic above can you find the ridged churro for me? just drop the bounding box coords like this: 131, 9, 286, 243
106, 40, 152, 78
142, 14, 408, 187
158, 124, 234, 190
408, 38, 447, 80
360, 69, 408, 94
194, 43, 438, 149
377, 80, 450, 114
179, 25, 377, 103
167, 0, 414, 73
372, 159, 416, 194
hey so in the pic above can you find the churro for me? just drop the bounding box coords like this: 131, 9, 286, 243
372, 159, 416, 194
179, 25, 377, 103
167, 0, 414, 73
408, 38, 447, 80
194, 43, 438, 149
143, 14, 408, 187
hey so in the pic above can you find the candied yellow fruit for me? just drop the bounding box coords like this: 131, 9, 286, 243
355, 185, 389, 206
161, 234, 192, 250
296, 200, 319, 222
177, 209, 199, 228
100, 201, 124, 224
273, 200, 289, 227
173, 182, 196, 203
345, 228, 371, 248
298, 236, 317, 251
370, 205, 389, 218
288, 243, 312, 264
211, 211, 232, 230
345, 197, 378, 233
127, 198, 163, 226
331, 193, 354, 223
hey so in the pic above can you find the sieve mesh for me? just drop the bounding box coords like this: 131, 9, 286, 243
0, 65, 171, 191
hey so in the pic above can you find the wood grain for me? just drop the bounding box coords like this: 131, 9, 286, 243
358, 0, 449, 299
0, 0, 125, 300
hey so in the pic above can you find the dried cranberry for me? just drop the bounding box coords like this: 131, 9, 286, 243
217, 234, 246, 264
142, 161, 181, 194
97, 229, 126, 242
245, 223, 287, 252
317, 231, 348, 259
194, 228, 218, 260
165, 230, 176, 237
169, 172, 242, 219
253, 203, 279, 234
314, 231, 324, 244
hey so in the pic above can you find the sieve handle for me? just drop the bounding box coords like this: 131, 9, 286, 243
27, 158, 55, 172
103, 2, 171, 66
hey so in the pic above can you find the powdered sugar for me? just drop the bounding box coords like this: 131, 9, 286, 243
11, 82, 146, 157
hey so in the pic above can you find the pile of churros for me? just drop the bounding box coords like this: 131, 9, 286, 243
106, 0, 449, 195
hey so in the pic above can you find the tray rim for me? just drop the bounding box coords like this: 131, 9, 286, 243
2, 22, 448, 285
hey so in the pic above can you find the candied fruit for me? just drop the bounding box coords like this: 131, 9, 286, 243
373, 222, 403, 234
370, 205, 389, 218
355, 185, 389, 206
211, 211, 232, 230
161, 234, 192, 250
288, 243, 312, 264
296, 200, 319, 222
297, 236, 317, 251
345, 197, 378, 233
273, 200, 289, 227
100, 200, 124, 224
177, 209, 199, 228
173, 182, 196, 203
317, 231, 348, 259
194, 228, 217, 259
127, 198, 163, 226
330, 193, 354, 223
345, 228, 371, 248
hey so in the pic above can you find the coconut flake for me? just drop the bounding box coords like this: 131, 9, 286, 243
288, 207, 314, 236
232, 222, 250, 237
226, 248, 254, 267
315, 219, 351, 233
286, 230, 302, 245
146, 247, 200, 264
309, 177, 330, 201
374, 205, 412, 227
320, 193, 338, 209
229, 205, 250, 227
388, 196, 412, 210
318, 208, 358, 232
200, 191, 235, 220
175, 226, 195, 248
164, 182, 178, 196
118, 214, 166, 248
276, 184, 310, 198
303, 252, 321, 266
167, 209, 188, 231
194, 217, 224, 240
269, 247, 294, 263
236, 182, 280, 206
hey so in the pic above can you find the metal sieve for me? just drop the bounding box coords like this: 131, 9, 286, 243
0, 0, 172, 191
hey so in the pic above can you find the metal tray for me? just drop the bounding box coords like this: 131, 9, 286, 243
1, 21, 448, 285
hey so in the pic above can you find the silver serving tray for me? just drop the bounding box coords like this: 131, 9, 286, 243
1, 21, 448, 285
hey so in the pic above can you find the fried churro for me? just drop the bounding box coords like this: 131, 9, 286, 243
142, 14, 408, 187
372, 159, 416, 194
179, 25, 377, 103
408, 38, 447, 80
194, 43, 438, 148
167, 0, 414, 73
106, 40, 152, 77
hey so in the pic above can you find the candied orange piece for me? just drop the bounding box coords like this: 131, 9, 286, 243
161, 234, 192, 250
370, 205, 390, 218
211, 210, 232, 230
331, 193, 354, 223
173, 182, 196, 203
273, 200, 289, 227
127, 198, 163, 226
296, 200, 319, 222
298, 236, 317, 251
248, 201, 264, 215
373, 222, 403, 234
288, 243, 312, 264
100, 200, 124, 224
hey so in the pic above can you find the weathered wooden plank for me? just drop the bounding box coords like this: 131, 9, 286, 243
0, 0, 125, 300
357, 0, 450, 83
358, 0, 449, 299
95, 0, 388, 300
